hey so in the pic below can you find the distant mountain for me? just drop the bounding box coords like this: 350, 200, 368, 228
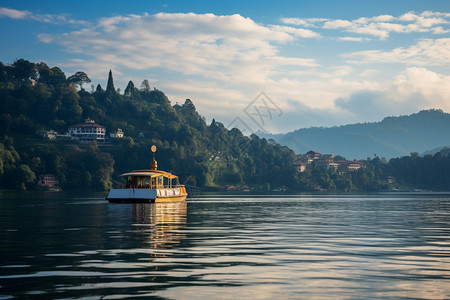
422, 145, 450, 156
260, 109, 450, 160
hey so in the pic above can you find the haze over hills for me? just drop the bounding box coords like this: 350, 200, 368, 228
258, 109, 450, 160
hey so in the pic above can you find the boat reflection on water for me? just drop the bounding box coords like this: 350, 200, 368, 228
132, 202, 187, 250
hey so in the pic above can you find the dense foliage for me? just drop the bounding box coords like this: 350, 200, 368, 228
386, 153, 450, 191
1, 59, 449, 192
299, 153, 450, 192
0, 59, 296, 191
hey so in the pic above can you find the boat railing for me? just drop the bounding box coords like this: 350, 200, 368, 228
156, 186, 187, 197
116, 183, 186, 190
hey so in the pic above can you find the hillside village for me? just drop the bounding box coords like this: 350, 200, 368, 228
38, 119, 366, 179
294, 150, 365, 174
36, 119, 393, 193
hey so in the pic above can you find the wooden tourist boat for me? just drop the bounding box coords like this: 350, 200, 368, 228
106, 146, 187, 203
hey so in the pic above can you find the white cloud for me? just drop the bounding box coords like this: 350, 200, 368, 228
394, 67, 450, 109
280, 17, 328, 27
37, 33, 54, 43
421, 11, 450, 18
0, 7, 29, 19
343, 38, 450, 66
371, 15, 395, 22
190, 74, 381, 132
270, 25, 321, 38
46, 12, 319, 87
323, 19, 353, 29
335, 68, 450, 123
338, 36, 369, 42
349, 23, 390, 39
163, 80, 248, 118
432, 26, 450, 34
399, 12, 418, 22
0, 6, 87, 25
359, 69, 380, 77
282, 11, 450, 40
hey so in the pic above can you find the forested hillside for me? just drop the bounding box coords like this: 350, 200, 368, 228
1, 59, 449, 192
0, 59, 296, 191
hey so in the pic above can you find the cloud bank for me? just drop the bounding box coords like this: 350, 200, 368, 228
0, 7, 87, 25
282, 11, 450, 40
343, 38, 450, 66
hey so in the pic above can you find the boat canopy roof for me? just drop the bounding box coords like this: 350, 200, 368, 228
120, 169, 178, 179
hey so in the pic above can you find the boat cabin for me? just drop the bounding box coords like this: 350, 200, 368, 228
122, 170, 181, 189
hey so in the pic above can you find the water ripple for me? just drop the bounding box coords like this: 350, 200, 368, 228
0, 195, 449, 299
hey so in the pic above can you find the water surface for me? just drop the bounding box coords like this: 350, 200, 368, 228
1, 192, 449, 299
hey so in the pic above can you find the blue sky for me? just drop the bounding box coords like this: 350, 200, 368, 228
1, 0, 449, 133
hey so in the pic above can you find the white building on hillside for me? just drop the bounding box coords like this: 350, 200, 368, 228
110, 128, 124, 138
68, 118, 106, 144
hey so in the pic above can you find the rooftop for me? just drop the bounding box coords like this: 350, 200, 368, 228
69, 118, 105, 129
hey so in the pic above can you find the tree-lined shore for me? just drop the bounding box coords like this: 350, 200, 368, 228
1, 59, 449, 192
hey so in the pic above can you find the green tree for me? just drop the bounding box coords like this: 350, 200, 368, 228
56, 85, 83, 125
15, 165, 36, 190
11, 59, 37, 83
106, 70, 115, 92
140, 79, 150, 91
124, 81, 136, 97
67, 71, 91, 90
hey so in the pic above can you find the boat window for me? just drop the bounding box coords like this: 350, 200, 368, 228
128, 176, 137, 188
157, 176, 163, 188
164, 176, 170, 188
139, 177, 145, 188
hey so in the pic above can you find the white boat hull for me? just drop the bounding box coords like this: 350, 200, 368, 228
106, 188, 187, 203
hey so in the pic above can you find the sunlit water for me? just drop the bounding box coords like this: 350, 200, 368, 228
1, 192, 449, 299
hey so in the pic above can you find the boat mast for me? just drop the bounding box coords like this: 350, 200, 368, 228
151, 145, 157, 171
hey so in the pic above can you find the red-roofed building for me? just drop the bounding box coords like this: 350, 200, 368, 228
37, 174, 62, 191
347, 161, 364, 171
306, 150, 321, 159
68, 118, 106, 144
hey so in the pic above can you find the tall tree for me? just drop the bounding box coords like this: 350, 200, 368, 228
67, 71, 91, 90
106, 69, 115, 92
49, 67, 67, 87
124, 80, 136, 97
140, 79, 150, 91
11, 59, 37, 83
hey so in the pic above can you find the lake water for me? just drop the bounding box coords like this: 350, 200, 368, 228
0, 192, 449, 299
